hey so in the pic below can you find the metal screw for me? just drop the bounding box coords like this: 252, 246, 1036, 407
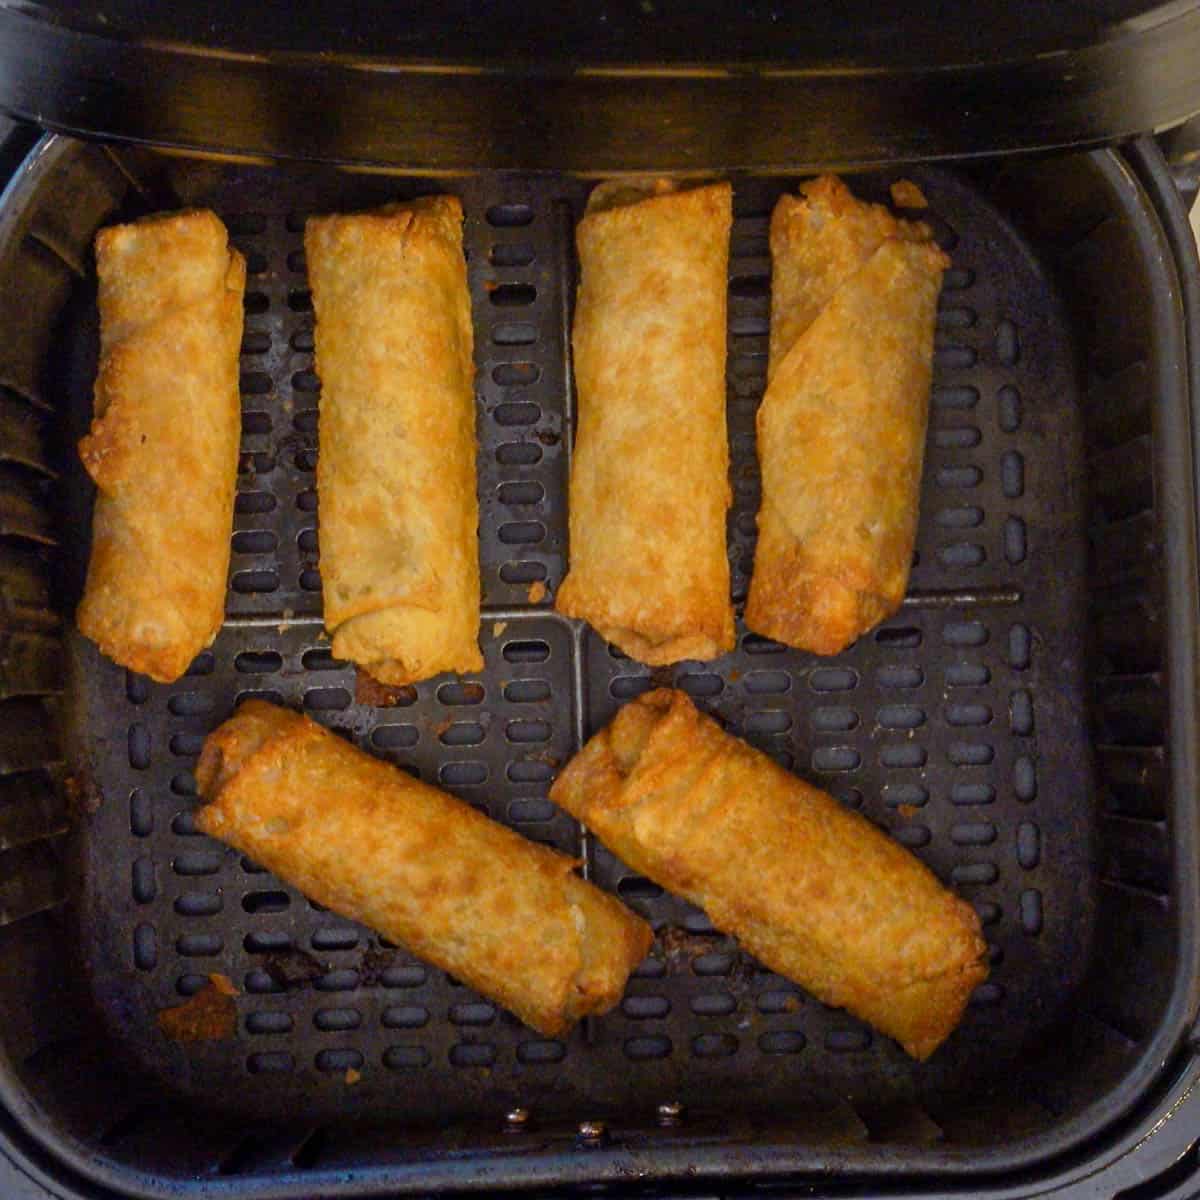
504, 1107, 530, 1132
656, 1100, 684, 1127
577, 1119, 607, 1143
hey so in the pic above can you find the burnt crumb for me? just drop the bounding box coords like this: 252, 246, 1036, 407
535, 429, 559, 447
654, 927, 758, 990
655, 925, 724, 963
64, 770, 103, 816
354, 670, 417, 708
725, 953, 759, 991
274, 429, 318, 458
358, 944, 398, 988
648, 666, 674, 690
263, 947, 326, 990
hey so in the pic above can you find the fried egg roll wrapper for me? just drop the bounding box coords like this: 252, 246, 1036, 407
746, 176, 949, 655
77, 210, 245, 683
556, 180, 735, 665
305, 197, 483, 686
196, 700, 651, 1037
551, 688, 987, 1059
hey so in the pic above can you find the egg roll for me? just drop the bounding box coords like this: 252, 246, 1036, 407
555, 180, 735, 665
77, 209, 245, 683
196, 700, 651, 1037
551, 688, 987, 1059
305, 197, 483, 686
745, 176, 949, 655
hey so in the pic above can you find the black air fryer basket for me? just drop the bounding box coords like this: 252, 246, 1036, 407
2, 5, 1200, 1199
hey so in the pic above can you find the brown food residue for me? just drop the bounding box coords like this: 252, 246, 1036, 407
897, 803, 920, 820
890, 179, 929, 209
527, 579, 547, 604
355, 669, 418, 708
345, 1068, 362, 1085
157, 974, 238, 1042
492, 621, 508, 638
208, 972, 237, 996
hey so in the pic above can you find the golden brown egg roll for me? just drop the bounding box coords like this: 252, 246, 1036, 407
195, 700, 652, 1037
76, 209, 245, 683
551, 688, 987, 1059
555, 180, 735, 665
745, 176, 949, 655
305, 197, 483, 686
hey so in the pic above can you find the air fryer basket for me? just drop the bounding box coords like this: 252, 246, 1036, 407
0, 132, 1196, 1198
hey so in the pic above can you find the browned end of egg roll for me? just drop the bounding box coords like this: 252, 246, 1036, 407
555, 179, 735, 665
745, 176, 949, 656
550, 688, 988, 1059
195, 700, 651, 1037
305, 196, 483, 686
77, 209, 245, 683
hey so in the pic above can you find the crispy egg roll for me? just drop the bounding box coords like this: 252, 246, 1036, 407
305, 197, 483, 686
745, 176, 949, 655
555, 180, 735, 665
196, 700, 651, 1037
77, 210, 245, 683
551, 688, 987, 1059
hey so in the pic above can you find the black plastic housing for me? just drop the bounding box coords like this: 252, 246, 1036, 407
1, 2, 1200, 170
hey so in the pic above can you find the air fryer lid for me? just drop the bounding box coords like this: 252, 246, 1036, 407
0, 0, 1199, 170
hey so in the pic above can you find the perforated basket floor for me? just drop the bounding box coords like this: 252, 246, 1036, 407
62, 162, 1091, 1127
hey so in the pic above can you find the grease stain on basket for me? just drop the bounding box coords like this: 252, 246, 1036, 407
262, 947, 326, 991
